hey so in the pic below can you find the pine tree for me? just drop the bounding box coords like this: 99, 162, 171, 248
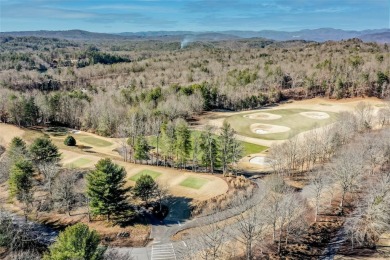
133, 175, 157, 204
21, 96, 39, 127
160, 121, 176, 167
9, 159, 34, 200
9, 159, 34, 220
86, 159, 131, 221
219, 122, 242, 175
134, 135, 150, 164
64, 135, 76, 146
8, 137, 28, 160
43, 223, 105, 260
175, 120, 191, 169
29, 137, 60, 164
200, 126, 218, 173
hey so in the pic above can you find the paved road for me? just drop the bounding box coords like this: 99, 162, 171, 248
151, 243, 176, 260
112, 197, 191, 260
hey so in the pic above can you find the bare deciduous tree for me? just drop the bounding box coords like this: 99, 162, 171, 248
345, 172, 390, 249
52, 169, 78, 216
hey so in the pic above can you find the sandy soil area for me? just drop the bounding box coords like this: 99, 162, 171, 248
300, 111, 330, 119
248, 156, 269, 165
250, 123, 290, 135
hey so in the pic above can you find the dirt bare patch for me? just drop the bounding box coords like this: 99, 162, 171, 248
300, 111, 330, 119
250, 123, 290, 135
243, 112, 282, 120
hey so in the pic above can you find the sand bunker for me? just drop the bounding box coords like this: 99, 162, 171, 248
249, 156, 269, 166
244, 112, 281, 120
300, 111, 330, 119
250, 123, 290, 135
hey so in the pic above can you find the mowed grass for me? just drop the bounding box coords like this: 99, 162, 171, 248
225, 109, 337, 140
79, 136, 113, 147
241, 141, 268, 154
147, 131, 267, 157
179, 176, 209, 189
129, 169, 162, 181
66, 157, 92, 168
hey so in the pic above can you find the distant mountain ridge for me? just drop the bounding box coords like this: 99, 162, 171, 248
1, 28, 390, 43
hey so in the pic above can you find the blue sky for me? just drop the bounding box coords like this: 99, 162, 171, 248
1, 0, 389, 32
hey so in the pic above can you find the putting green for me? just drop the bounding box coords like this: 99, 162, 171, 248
66, 158, 92, 168
179, 177, 209, 189
226, 109, 337, 140
79, 136, 113, 147
130, 169, 162, 181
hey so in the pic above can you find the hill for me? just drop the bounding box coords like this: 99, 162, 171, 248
2, 28, 390, 43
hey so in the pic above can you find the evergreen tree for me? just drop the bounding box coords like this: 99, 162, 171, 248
8, 137, 28, 160
219, 122, 242, 175
86, 159, 131, 221
134, 135, 150, 164
160, 121, 176, 166
43, 223, 105, 260
200, 126, 218, 173
9, 159, 34, 220
9, 159, 34, 200
29, 137, 60, 164
192, 131, 201, 172
133, 175, 157, 204
175, 120, 191, 169
64, 135, 76, 146
21, 96, 39, 126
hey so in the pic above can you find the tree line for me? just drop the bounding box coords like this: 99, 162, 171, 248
119, 120, 242, 175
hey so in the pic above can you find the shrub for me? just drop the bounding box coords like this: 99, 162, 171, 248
64, 136, 76, 146
43, 223, 106, 260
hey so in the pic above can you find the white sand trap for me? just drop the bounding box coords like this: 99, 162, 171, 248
300, 111, 330, 119
243, 112, 281, 120
249, 156, 269, 166
250, 123, 290, 135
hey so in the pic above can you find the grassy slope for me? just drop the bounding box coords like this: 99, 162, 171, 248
225, 109, 337, 140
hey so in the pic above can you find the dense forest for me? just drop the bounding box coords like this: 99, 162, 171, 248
0, 36, 389, 136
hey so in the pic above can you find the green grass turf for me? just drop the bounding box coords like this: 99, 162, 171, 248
147, 131, 267, 157
79, 136, 113, 147
225, 109, 337, 140
66, 158, 92, 168
241, 141, 268, 154
179, 176, 209, 189
129, 169, 162, 181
